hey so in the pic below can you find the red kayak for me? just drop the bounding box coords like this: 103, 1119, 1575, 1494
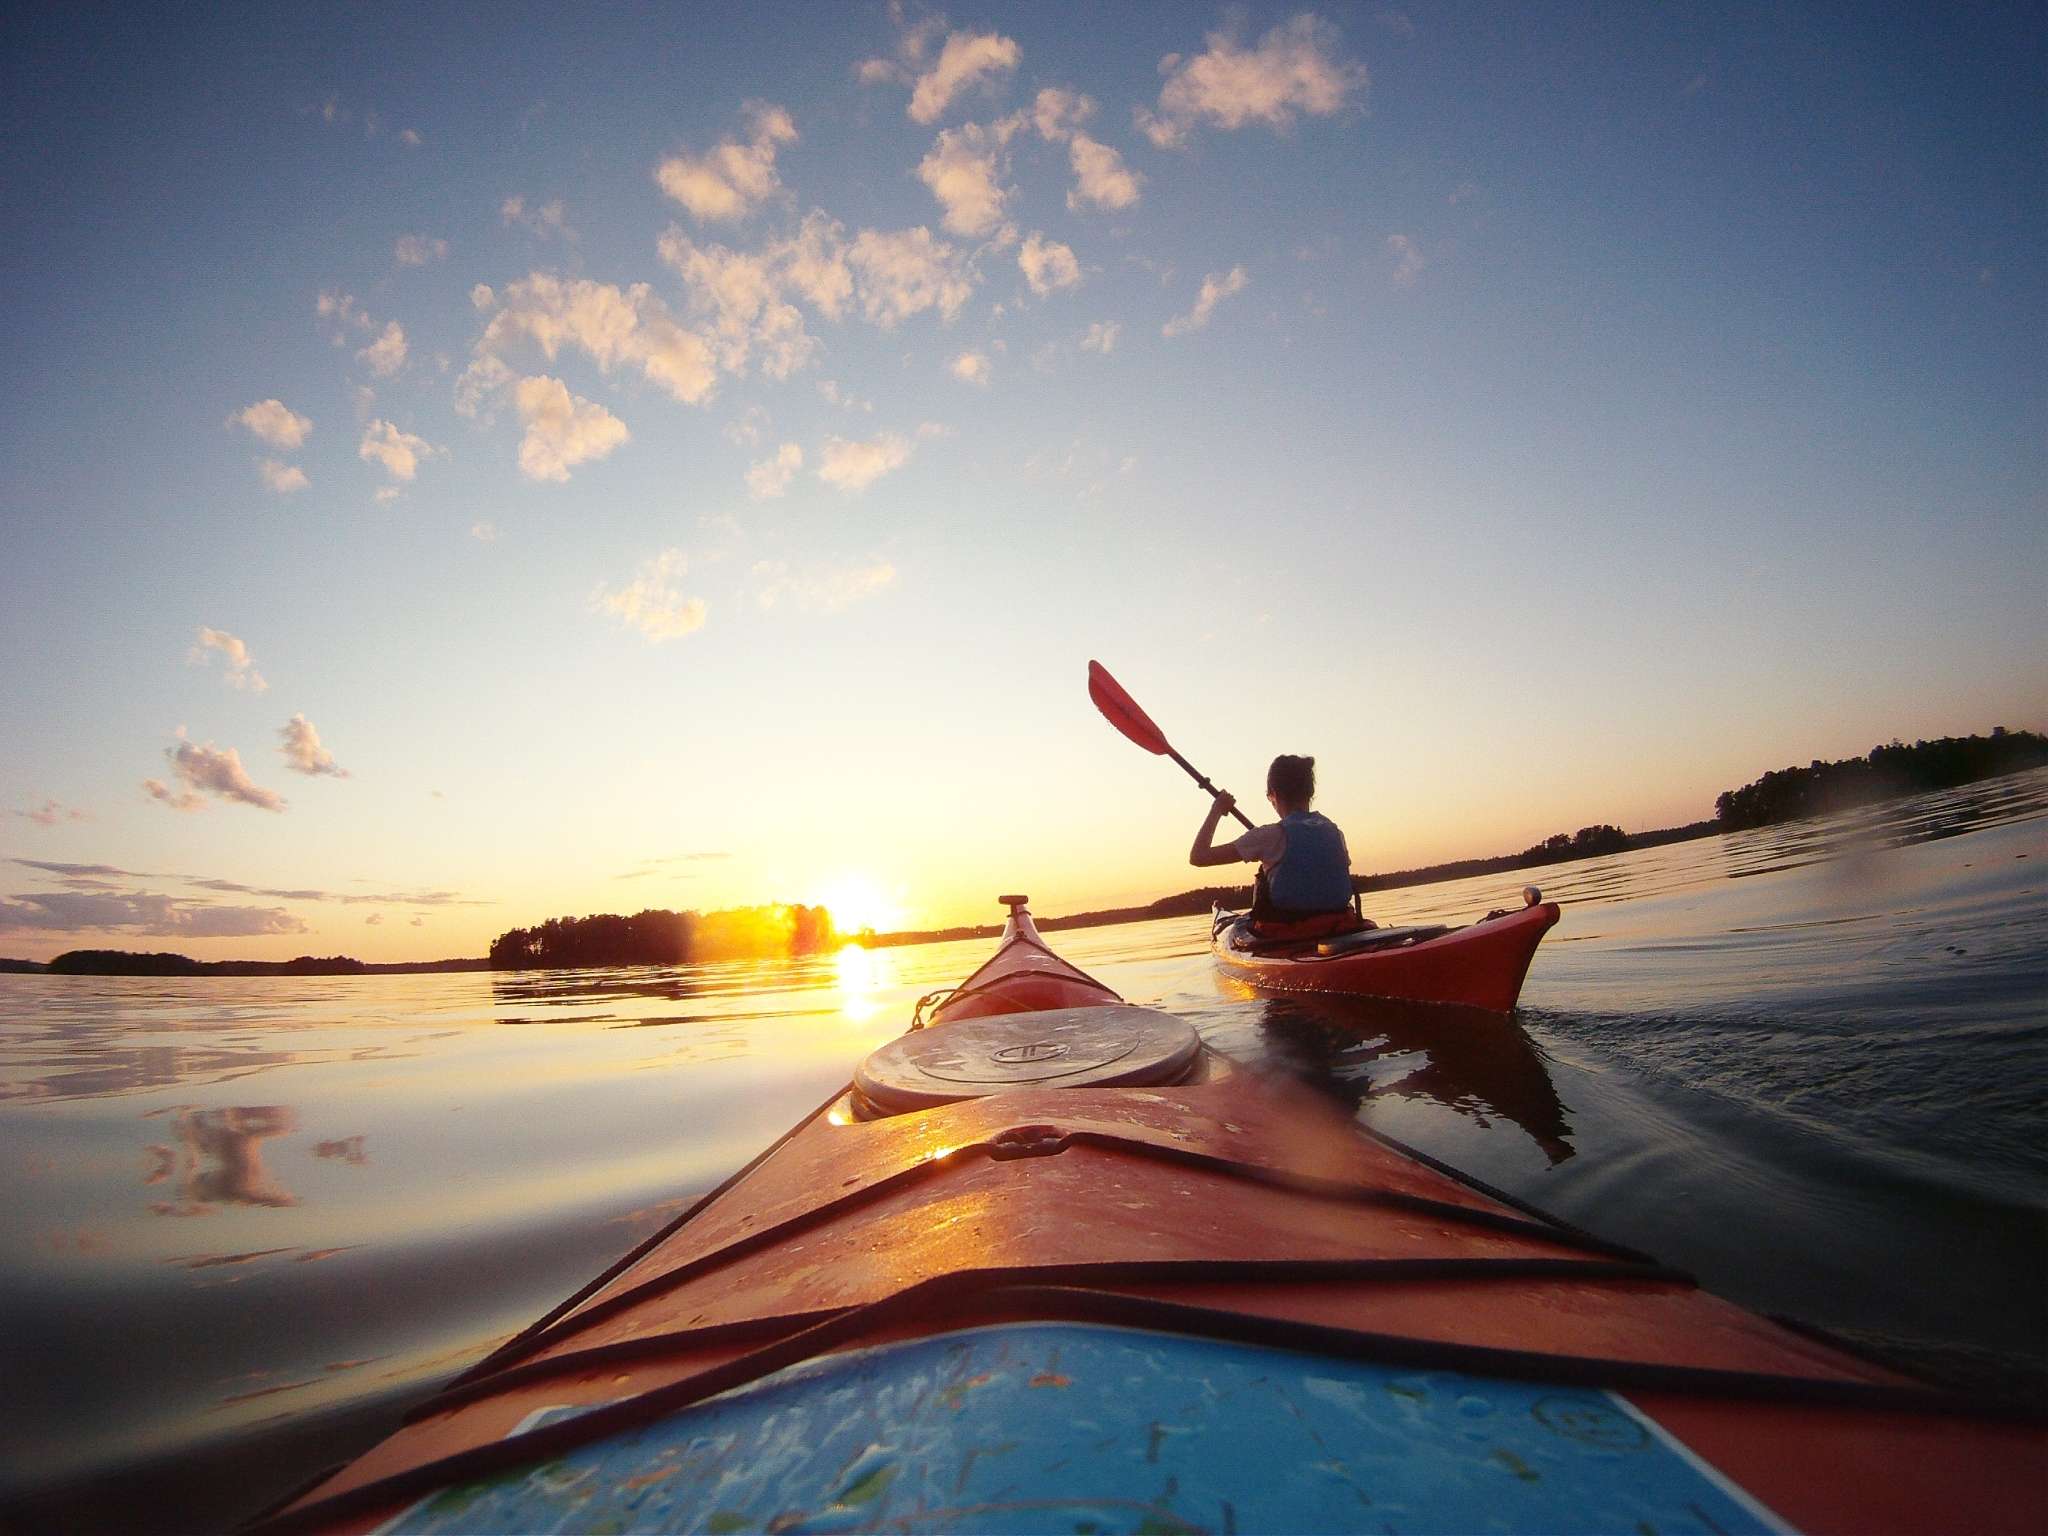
1213, 888, 1561, 1011
250, 899, 2041, 1536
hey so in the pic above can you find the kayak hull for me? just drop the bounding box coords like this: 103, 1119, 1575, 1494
1213, 899, 1561, 1012
257, 902, 2042, 1536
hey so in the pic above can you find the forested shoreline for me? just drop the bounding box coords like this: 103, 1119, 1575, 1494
6, 730, 2038, 974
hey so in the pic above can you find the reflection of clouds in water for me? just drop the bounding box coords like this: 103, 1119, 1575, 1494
148, 1106, 299, 1215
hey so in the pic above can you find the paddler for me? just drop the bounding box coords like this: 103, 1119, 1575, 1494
1190, 754, 1364, 935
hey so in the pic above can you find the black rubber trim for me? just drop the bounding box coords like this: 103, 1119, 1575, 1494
414, 1254, 1694, 1419
244, 1276, 2041, 1536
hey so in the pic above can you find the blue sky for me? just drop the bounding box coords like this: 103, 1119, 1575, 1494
2, 2, 2042, 958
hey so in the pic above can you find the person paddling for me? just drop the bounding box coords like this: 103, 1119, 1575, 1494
1190, 754, 1364, 935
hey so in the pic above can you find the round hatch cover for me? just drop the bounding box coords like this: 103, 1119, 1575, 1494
855, 1005, 1201, 1113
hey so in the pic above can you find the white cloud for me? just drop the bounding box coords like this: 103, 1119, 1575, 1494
373, 486, 402, 506
1138, 14, 1366, 148
358, 420, 434, 481
916, 121, 1017, 237
655, 102, 797, 222
189, 627, 267, 692
657, 231, 818, 379
1387, 232, 1425, 286
230, 399, 312, 450
394, 234, 449, 266
1018, 233, 1081, 296
470, 520, 497, 541
818, 432, 912, 492
1031, 86, 1093, 140
1163, 265, 1249, 336
1066, 133, 1141, 211
501, 195, 573, 240
772, 211, 857, 320
471, 274, 718, 405
847, 227, 974, 326
399, 128, 423, 147
745, 441, 803, 499
11, 798, 87, 826
0, 889, 305, 937
752, 558, 897, 612
279, 713, 348, 778
950, 351, 991, 386
453, 353, 514, 420
258, 459, 309, 494
316, 290, 369, 342
1080, 321, 1121, 353
909, 31, 1021, 123
512, 375, 629, 482
357, 320, 409, 377
596, 548, 707, 641
151, 730, 286, 812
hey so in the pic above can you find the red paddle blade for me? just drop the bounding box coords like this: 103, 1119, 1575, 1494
1088, 660, 1171, 755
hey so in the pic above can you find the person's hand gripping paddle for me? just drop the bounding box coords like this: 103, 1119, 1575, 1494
1087, 660, 1254, 830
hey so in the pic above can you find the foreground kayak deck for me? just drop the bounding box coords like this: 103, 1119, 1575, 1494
1213, 897, 1562, 1012
255, 904, 2042, 1535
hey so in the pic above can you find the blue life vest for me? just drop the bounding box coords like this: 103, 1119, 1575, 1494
1267, 810, 1353, 912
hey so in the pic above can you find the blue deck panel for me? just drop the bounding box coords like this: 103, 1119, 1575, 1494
378, 1322, 1792, 1534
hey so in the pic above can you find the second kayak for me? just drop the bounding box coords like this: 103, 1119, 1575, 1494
1213, 887, 1561, 1011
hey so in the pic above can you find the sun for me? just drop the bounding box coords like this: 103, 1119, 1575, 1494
812, 875, 904, 936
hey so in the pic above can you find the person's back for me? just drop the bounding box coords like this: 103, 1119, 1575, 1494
1189, 753, 1356, 926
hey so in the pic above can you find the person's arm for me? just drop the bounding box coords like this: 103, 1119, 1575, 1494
1189, 794, 1244, 867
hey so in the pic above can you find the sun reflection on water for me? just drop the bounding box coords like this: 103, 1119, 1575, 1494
832, 943, 895, 1024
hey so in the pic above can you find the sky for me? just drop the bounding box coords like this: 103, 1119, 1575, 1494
1, 2, 2043, 961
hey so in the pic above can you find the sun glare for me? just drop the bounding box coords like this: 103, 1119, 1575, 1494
813, 875, 904, 936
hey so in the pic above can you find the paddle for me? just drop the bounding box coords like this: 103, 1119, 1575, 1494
1088, 660, 1255, 830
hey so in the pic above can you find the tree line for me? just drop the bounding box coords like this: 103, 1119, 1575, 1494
1713, 728, 2047, 831
487, 904, 835, 970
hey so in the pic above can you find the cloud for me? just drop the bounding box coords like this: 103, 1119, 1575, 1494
183, 878, 328, 900
358, 419, 433, 481
916, 121, 1017, 238
11, 800, 89, 827
229, 400, 312, 451
316, 289, 370, 340
909, 31, 1021, 123
501, 195, 573, 240
1018, 233, 1081, 296
189, 627, 268, 692
513, 375, 629, 482
1163, 265, 1249, 336
950, 350, 990, 385
399, 128, 423, 147
817, 432, 912, 492
12, 860, 142, 878
470, 520, 497, 541
656, 231, 818, 379
364, 913, 381, 925
410, 916, 424, 927
356, 320, 408, 376
467, 274, 718, 405
1080, 321, 1121, 354
847, 227, 974, 326
1029, 90, 1141, 213
393, 234, 449, 267
279, 714, 348, 778
1137, 14, 1366, 148
655, 102, 797, 222
751, 558, 897, 613
595, 548, 707, 641
767, 212, 856, 320
1387, 232, 1425, 286
258, 460, 308, 494
151, 731, 286, 813
745, 441, 803, 499
0, 891, 306, 938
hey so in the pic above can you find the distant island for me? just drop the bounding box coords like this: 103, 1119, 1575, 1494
3, 728, 2038, 975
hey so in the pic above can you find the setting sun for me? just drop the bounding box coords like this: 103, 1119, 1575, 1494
812, 876, 905, 937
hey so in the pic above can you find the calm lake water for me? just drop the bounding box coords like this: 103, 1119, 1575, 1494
4, 770, 2045, 1529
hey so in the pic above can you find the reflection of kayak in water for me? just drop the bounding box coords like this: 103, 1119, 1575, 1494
252, 899, 2043, 1536
1212, 891, 1561, 1012
1255, 994, 1577, 1166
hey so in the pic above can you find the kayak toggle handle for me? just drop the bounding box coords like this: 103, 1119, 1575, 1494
1522, 885, 1542, 907
998, 894, 1029, 910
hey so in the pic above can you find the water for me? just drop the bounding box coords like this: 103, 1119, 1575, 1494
3, 771, 2044, 1528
